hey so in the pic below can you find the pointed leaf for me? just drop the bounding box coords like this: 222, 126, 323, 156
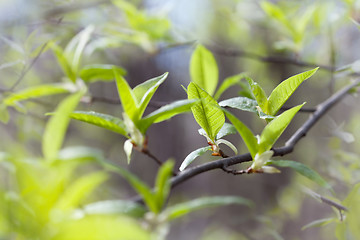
224, 110, 258, 158
55, 171, 108, 211
154, 160, 175, 211
4, 84, 71, 106
302, 218, 335, 230
50, 42, 76, 82
140, 99, 197, 133
83, 200, 147, 218
80, 64, 126, 82
268, 68, 318, 115
42, 91, 84, 161
102, 162, 157, 213
247, 77, 269, 114
269, 160, 331, 189
162, 196, 253, 221
190, 44, 218, 96
69, 111, 128, 137
188, 82, 225, 141
179, 146, 211, 171
259, 103, 305, 153
114, 70, 139, 120
219, 97, 258, 113
135, 72, 168, 119
214, 73, 247, 100
124, 139, 133, 164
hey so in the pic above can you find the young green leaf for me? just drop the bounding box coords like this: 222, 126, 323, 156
4, 84, 71, 106
258, 103, 305, 153
154, 160, 175, 211
140, 99, 197, 133
124, 139, 133, 164
268, 160, 331, 189
224, 110, 258, 158
179, 146, 211, 171
188, 82, 225, 142
215, 122, 237, 139
69, 111, 128, 137
114, 70, 139, 120
161, 196, 253, 221
133, 72, 168, 119
190, 44, 218, 96
102, 162, 157, 213
49, 42, 77, 82
42, 91, 84, 161
0, 103, 9, 124
302, 218, 335, 230
247, 77, 269, 113
214, 73, 247, 100
83, 200, 147, 218
54, 171, 108, 211
267, 68, 318, 115
80, 64, 126, 82
219, 97, 258, 113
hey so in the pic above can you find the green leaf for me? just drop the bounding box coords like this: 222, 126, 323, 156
268, 68, 318, 115
214, 73, 246, 100
268, 160, 331, 189
83, 200, 147, 218
261, 1, 289, 31
190, 44, 218, 96
140, 99, 197, 133
102, 162, 157, 213
69, 111, 128, 137
179, 146, 211, 171
188, 82, 225, 141
4, 84, 71, 106
302, 218, 335, 230
50, 42, 77, 82
162, 196, 253, 221
219, 97, 258, 113
58, 146, 105, 163
52, 215, 151, 240
215, 122, 237, 139
247, 77, 269, 114
55, 171, 108, 211
259, 103, 305, 153
80, 64, 126, 82
114, 70, 139, 120
42, 91, 84, 161
133, 72, 168, 119
224, 110, 258, 158
154, 160, 175, 212
0, 103, 9, 123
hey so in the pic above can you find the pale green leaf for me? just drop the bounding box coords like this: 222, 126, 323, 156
102, 162, 157, 213
215, 139, 238, 154
214, 73, 246, 100
268, 68, 318, 115
50, 42, 76, 82
124, 139, 133, 164
58, 146, 105, 163
179, 146, 211, 171
114, 70, 139, 120
259, 103, 305, 153
162, 196, 253, 221
215, 122, 237, 139
269, 160, 331, 189
224, 110, 258, 158
219, 97, 258, 113
134, 72, 168, 119
69, 111, 128, 137
0, 103, 9, 123
302, 218, 335, 230
80, 64, 126, 82
140, 99, 196, 133
247, 77, 269, 114
83, 200, 147, 218
4, 84, 71, 106
261, 1, 290, 31
155, 160, 174, 211
52, 215, 150, 240
42, 91, 84, 161
190, 45, 218, 96
55, 171, 108, 211
188, 82, 225, 141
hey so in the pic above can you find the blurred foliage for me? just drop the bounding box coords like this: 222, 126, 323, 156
1, 0, 360, 239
